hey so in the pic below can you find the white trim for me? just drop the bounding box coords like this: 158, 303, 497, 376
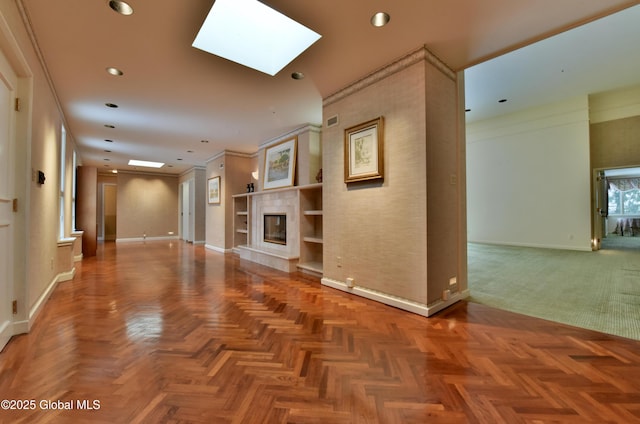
74, 253, 83, 262
0, 319, 12, 351
28, 275, 59, 328
57, 267, 76, 283
12, 319, 29, 335
469, 239, 592, 252
321, 277, 469, 317
206, 149, 256, 164
205, 244, 232, 254
259, 124, 321, 150
116, 236, 180, 243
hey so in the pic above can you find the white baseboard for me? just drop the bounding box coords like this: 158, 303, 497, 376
0, 319, 12, 351
28, 275, 59, 330
116, 236, 180, 243
74, 253, 83, 262
193, 240, 206, 245
469, 239, 592, 252
57, 267, 76, 283
205, 244, 232, 254
321, 277, 469, 317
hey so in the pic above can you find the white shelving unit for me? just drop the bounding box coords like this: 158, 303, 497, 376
232, 194, 250, 250
298, 184, 323, 275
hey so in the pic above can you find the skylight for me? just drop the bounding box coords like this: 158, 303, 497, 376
192, 0, 321, 76
128, 160, 165, 168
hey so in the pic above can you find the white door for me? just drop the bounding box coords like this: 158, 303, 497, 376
181, 181, 191, 242
0, 48, 17, 351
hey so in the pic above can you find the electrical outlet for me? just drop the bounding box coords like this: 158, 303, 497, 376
346, 277, 354, 288
336, 256, 342, 268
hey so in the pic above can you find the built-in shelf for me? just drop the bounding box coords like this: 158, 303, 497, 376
299, 184, 323, 276
232, 195, 250, 248
232, 183, 323, 276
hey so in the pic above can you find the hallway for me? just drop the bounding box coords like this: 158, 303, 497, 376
1, 241, 640, 423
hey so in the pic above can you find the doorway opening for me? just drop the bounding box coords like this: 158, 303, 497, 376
594, 166, 640, 251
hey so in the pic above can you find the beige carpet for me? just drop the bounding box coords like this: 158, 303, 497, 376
467, 236, 640, 340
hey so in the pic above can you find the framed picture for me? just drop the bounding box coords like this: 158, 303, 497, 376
263, 137, 297, 190
344, 116, 384, 183
208, 176, 221, 204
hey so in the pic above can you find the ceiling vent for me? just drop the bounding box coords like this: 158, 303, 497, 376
326, 115, 339, 128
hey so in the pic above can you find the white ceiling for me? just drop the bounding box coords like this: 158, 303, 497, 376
18, 0, 640, 174
465, 3, 640, 123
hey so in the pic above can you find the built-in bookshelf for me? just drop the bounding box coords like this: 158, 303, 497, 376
232, 194, 250, 248
298, 184, 323, 275
231, 183, 322, 275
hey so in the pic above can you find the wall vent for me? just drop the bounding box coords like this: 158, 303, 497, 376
326, 115, 339, 128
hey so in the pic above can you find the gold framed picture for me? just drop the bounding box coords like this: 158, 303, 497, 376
344, 116, 384, 183
263, 137, 297, 190
208, 176, 220, 204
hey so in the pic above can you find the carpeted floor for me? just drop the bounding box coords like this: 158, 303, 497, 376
467, 236, 640, 340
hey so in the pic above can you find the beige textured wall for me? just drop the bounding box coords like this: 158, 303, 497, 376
116, 172, 179, 239
323, 60, 429, 304
322, 49, 464, 306
425, 63, 462, 304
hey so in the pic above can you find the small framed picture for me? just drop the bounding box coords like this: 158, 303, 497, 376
208, 176, 220, 204
263, 137, 297, 190
344, 117, 384, 183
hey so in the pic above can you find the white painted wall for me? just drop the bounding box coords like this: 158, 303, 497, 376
466, 96, 592, 250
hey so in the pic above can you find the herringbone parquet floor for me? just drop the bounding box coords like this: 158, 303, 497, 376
1, 241, 640, 423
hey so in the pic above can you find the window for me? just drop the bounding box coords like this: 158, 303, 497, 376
71, 150, 77, 231
608, 178, 640, 216
59, 126, 66, 239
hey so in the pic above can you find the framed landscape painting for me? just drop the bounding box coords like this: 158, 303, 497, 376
344, 116, 384, 183
208, 176, 220, 204
263, 137, 297, 190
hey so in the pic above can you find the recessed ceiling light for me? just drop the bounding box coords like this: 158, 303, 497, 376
105, 103, 118, 108
106, 67, 124, 76
192, 0, 321, 76
291, 71, 305, 80
104, 124, 115, 128
111, 170, 118, 174
109, 0, 134, 16
371, 12, 390, 27
128, 159, 164, 168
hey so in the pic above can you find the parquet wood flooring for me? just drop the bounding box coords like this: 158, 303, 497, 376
2, 241, 640, 423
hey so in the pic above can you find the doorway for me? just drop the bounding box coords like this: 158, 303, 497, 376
102, 183, 117, 241
180, 179, 194, 242
594, 166, 640, 250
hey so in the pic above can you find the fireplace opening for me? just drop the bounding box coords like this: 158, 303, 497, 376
264, 214, 286, 245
